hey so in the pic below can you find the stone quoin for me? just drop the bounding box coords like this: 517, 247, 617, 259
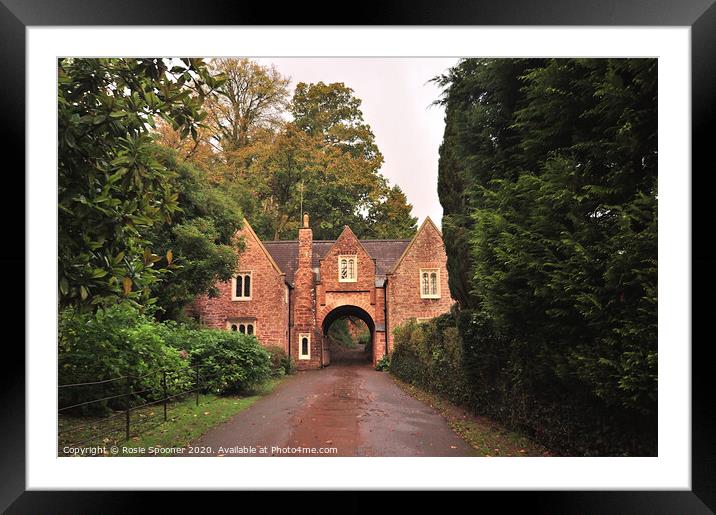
190, 214, 454, 369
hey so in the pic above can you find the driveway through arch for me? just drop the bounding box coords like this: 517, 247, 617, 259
317, 299, 383, 366
320, 304, 375, 366
190, 294, 474, 457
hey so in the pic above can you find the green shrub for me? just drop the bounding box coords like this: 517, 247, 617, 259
375, 354, 391, 371
59, 303, 275, 416
265, 346, 295, 377
58, 304, 192, 416
170, 328, 272, 394
282, 354, 296, 376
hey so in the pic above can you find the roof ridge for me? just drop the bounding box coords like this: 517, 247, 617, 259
360, 239, 412, 242
263, 239, 336, 243
263, 238, 412, 243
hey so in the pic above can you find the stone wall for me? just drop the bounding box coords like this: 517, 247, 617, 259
191, 220, 289, 351
386, 219, 454, 352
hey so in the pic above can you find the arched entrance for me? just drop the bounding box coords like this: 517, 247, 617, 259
320, 305, 375, 366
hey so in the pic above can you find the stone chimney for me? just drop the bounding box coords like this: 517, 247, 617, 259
298, 212, 312, 269
293, 212, 317, 368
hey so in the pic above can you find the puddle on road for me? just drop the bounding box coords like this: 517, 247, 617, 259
287, 365, 369, 456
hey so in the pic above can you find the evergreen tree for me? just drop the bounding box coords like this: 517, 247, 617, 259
58, 58, 221, 310
436, 58, 657, 453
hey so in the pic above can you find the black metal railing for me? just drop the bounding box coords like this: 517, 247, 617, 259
58, 364, 210, 453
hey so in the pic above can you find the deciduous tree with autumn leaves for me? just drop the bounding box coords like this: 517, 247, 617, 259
59, 57, 417, 316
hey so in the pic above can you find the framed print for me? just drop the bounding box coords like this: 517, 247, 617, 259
2, 0, 714, 512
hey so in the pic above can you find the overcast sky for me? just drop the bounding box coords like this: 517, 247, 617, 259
255, 58, 460, 229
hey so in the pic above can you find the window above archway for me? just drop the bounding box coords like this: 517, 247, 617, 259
338, 255, 357, 282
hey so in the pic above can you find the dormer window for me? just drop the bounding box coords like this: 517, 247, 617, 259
338, 255, 357, 282
420, 269, 440, 299
232, 272, 252, 300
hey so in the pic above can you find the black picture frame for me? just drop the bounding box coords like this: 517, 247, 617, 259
2, 1, 713, 512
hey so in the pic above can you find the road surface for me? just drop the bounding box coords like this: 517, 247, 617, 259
190, 362, 475, 457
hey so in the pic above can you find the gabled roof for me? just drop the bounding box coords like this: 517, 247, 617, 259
263, 238, 411, 285
237, 218, 285, 277
324, 225, 375, 266
388, 217, 442, 275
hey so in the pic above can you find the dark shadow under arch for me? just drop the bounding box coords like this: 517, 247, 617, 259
321, 305, 375, 335
321, 305, 375, 365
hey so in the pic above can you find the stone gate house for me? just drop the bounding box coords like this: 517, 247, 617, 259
190, 214, 454, 369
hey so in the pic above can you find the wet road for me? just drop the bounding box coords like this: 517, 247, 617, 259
190, 363, 475, 457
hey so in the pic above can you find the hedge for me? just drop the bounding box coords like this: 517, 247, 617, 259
390, 315, 472, 408
389, 312, 656, 456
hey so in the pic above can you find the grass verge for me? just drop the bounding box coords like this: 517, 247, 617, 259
389, 375, 554, 457
59, 378, 284, 456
